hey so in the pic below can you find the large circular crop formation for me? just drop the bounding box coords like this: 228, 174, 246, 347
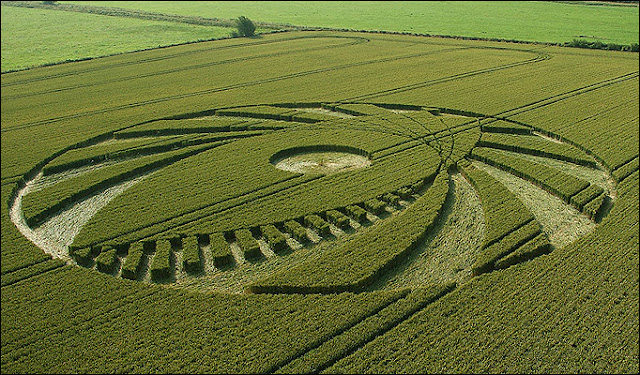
12, 101, 613, 294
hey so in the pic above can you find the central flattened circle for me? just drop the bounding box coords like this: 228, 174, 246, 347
272, 150, 371, 175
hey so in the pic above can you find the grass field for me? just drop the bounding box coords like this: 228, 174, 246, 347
2, 1, 638, 72
1, 9, 638, 375
1, 5, 234, 72
67, 0, 639, 44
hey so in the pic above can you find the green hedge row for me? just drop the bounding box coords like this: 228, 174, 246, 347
304, 214, 331, 236
95, 247, 118, 274
345, 205, 368, 223
284, 220, 309, 243
380, 192, 400, 206
325, 210, 351, 229
363, 198, 387, 215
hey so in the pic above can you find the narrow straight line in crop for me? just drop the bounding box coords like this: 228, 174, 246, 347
2, 45, 544, 133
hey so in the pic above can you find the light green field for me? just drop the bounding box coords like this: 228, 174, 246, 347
67, 0, 639, 45
1, 5, 233, 72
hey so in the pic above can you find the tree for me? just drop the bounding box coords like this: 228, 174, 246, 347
232, 16, 256, 37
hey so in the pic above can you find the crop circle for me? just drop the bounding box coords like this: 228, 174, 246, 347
271, 146, 371, 175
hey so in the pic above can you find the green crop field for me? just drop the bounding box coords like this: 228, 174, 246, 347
1, 20, 638, 375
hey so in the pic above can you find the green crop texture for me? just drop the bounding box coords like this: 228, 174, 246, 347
2, 30, 638, 373
121, 242, 144, 280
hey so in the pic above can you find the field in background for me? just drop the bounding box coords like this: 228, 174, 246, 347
66, 0, 639, 45
2, 1, 638, 72
0, 5, 234, 72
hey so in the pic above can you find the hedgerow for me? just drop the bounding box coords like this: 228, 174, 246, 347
235, 229, 262, 260
260, 224, 288, 253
